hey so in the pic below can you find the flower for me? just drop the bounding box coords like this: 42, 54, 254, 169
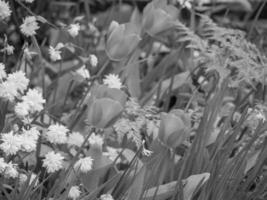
0, 0, 11, 20
158, 110, 191, 148
68, 185, 81, 200
68, 23, 80, 37
24, 48, 37, 60
20, 16, 39, 37
103, 147, 121, 161
0, 80, 18, 101
7, 71, 29, 92
87, 98, 124, 129
45, 124, 68, 144
20, 134, 37, 152
22, 127, 40, 141
23, 0, 35, 3
67, 132, 84, 147
88, 133, 104, 147
15, 101, 30, 117
89, 54, 98, 67
22, 88, 45, 112
142, 0, 178, 36
48, 45, 62, 61
106, 21, 141, 61
0, 158, 7, 173
1, 44, 15, 55
0, 63, 6, 80
103, 74, 122, 89
76, 65, 90, 79
4, 162, 18, 178
100, 194, 114, 200
0, 131, 22, 155
74, 157, 93, 173
42, 151, 64, 173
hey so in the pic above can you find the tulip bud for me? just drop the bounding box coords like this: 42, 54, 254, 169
87, 98, 124, 129
142, 0, 178, 37
106, 21, 141, 61
158, 110, 190, 148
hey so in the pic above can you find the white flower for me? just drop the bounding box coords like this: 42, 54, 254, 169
0, 0, 11, 20
45, 124, 68, 144
15, 101, 30, 117
22, 88, 45, 112
42, 151, 64, 173
68, 23, 80, 37
24, 48, 37, 60
4, 162, 18, 178
22, 127, 40, 141
5, 44, 14, 55
103, 74, 122, 89
88, 133, 104, 147
0, 63, 6, 80
49, 46, 62, 61
0, 157, 7, 173
0, 81, 18, 101
76, 65, 90, 79
68, 185, 81, 200
100, 194, 114, 200
89, 54, 98, 67
67, 132, 84, 147
7, 71, 29, 92
23, 0, 35, 3
20, 134, 37, 152
20, 16, 39, 37
0, 131, 22, 155
74, 157, 93, 173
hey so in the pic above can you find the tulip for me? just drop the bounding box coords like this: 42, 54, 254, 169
86, 98, 124, 129
105, 21, 141, 61
158, 110, 190, 148
91, 85, 127, 106
142, 0, 178, 37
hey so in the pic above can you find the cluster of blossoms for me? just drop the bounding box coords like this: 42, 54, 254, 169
0, 69, 29, 101
44, 123, 69, 144
0, 127, 40, 155
20, 16, 39, 37
49, 43, 64, 61
0, 158, 18, 178
0, 0, 11, 20
103, 74, 122, 89
15, 88, 45, 118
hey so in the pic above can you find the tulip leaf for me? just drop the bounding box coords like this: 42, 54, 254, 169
143, 181, 177, 200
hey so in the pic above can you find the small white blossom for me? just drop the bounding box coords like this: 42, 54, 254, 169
68, 23, 80, 37
0, 157, 7, 173
15, 101, 30, 117
42, 151, 64, 173
0, 131, 22, 155
20, 16, 39, 37
24, 48, 37, 60
0, 63, 6, 80
23, 0, 35, 3
89, 54, 98, 67
45, 124, 68, 144
88, 133, 104, 147
4, 162, 18, 178
7, 71, 29, 92
100, 194, 114, 200
20, 134, 37, 152
68, 185, 81, 200
67, 132, 84, 147
76, 65, 90, 79
22, 88, 45, 112
48, 46, 62, 61
103, 74, 122, 89
0, 0, 11, 20
0, 81, 19, 101
5, 44, 14, 55
74, 157, 93, 173
22, 127, 40, 141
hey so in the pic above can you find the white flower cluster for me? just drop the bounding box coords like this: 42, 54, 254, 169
103, 74, 122, 89
68, 23, 80, 37
100, 194, 114, 200
49, 43, 64, 62
44, 123, 69, 144
0, 127, 40, 155
88, 133, 104, 147
0, 158, 18, 178
0, 70, 29, 101
15, 88, 45, 118
67, 132, 84, 147
68, 185, 81, 200
0, 0, 11, 20
42, 151, 64, 173
74, 156, 93, 173
20, 16, 39, 37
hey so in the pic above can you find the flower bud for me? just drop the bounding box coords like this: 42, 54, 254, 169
106, 21, 141, 61
158, 110, 190, 148
142, 0, 178, 37
86, 98, 124, 129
